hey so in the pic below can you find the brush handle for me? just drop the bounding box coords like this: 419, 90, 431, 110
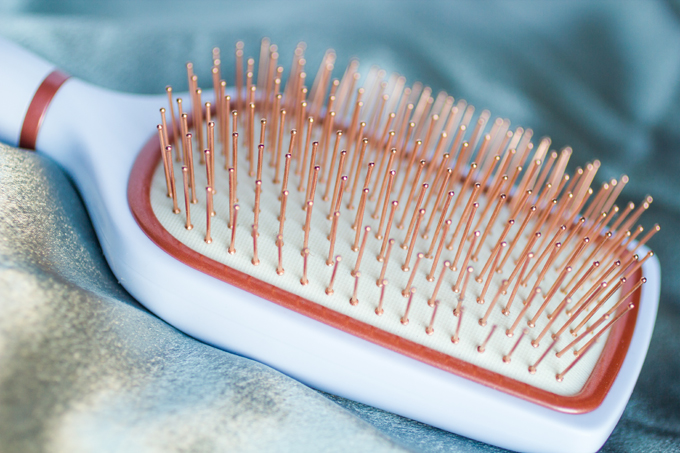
0, 38, 57, 147
0, 37, 163, 229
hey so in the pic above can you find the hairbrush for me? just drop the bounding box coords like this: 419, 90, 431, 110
0, 37, 660, 453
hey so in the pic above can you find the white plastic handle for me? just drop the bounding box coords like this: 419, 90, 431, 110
0, 38, 57, 147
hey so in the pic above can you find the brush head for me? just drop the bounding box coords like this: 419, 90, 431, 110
131, 39, 656, 414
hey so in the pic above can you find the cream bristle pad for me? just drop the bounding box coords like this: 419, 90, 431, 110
151, 133, 621, 397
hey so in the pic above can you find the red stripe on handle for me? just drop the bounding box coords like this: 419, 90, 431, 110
19, 70, 70, 150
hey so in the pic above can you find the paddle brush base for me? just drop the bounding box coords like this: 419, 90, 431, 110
127, 130, 660, 453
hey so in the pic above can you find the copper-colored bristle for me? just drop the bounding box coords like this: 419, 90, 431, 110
184, 132, 198, 204
402, 209, 425, 272
528, 265, 573, 333
164, 146, 180, 214
299, 117, 314, 191
350, 271, 361, 306
329, 151, 347, 215
376, 279, 388, 316
428, 260, 451, 307
426, 300, 440, 335
195, 88, 205, 162
377, 201, 398, 253
353, 226, 371, 277
302, 200, 314, 251
231, 132, 239, 200
253, 179, 262, 229
326, 255, 341, 294
157, 124, 172, 198
447, 183, 481, 251
177, 99, 186, 158
396, 156, 424, 229
228, 205, 239, 255
455, 266, 474, 315
228, 167, 235, 228
477, 241, 507, 303
300, 247, 310, 285
205, 187, 213, 243
165, 87, 181, 161
529, 337, 559, 375
428, 219, 452, 281
403, 252, 424, 296
378, 239, 395, 285
273, 108, 286, 182
423, 166, 452, 239
451, 203, 478, 272
223, 92, 230, 168
350, 150, 372, 206
401, 185, 428, 249
507, 288, 541, 337
327, 210, 341, 265
276, 234, 284, 275
426, 190, 455, 257
375, 177, 396, 239
308, 165, 321, 207
401, 287, 416, 325
455, 233, 480, 292
257, 142, 265, 181
251, 224, 260, 265
451, 306, 465, 344
352, 187, 370, 250
248, 102, 256, 176
480, 279, 507, 327
477, 325, 497, 353
181, 166, 192, 230
323, 130, 343, 201
502, 252, 533, 315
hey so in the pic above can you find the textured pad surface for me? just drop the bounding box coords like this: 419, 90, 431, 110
151, 133, 621, 396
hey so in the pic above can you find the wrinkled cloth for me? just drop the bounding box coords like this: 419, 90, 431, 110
0, 1, 679, 452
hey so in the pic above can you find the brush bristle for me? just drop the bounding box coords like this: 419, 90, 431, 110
148, 39, 657, 396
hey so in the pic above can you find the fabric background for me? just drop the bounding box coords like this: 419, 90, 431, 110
0, 1, 679, 451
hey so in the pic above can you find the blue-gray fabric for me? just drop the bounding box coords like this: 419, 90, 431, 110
0, 1, 678, 452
